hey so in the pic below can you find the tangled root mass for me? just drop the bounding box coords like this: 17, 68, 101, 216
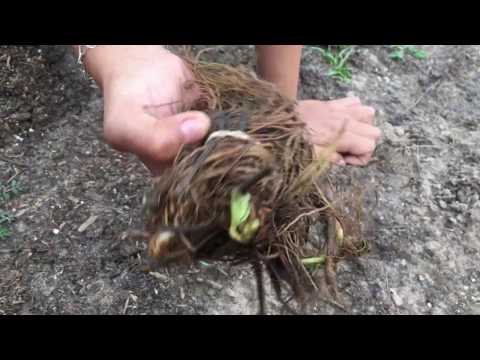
141, 52, 366, 314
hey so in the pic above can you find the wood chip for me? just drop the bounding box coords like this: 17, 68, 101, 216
15, 209, 28, 218
149, 272, 169, 282
390, 288, 404, 307
78, 215, 98, 233
216, 267, 229, 277
123, 296, 130, 315
206, 280, 223, 290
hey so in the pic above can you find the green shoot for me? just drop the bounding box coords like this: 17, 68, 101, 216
0, 226, 11, 240
301, 256, 327, 272
229, 189, 260, 244
0, 180, 23, 204
0, 180, 24, 240
0, 210, 15, 225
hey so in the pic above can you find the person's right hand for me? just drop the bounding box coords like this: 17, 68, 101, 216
84, 45, 211, 175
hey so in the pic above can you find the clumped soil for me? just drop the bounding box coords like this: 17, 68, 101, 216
0, 45, 479, 315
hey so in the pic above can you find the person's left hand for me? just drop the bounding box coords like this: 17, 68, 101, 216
297, 98, 381, 166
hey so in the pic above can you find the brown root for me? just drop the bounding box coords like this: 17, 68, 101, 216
140, 53, 366, 314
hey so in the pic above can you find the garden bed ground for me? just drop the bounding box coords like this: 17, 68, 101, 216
0, 45, 479, 314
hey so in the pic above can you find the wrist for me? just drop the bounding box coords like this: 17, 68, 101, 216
74, 45, 171, 91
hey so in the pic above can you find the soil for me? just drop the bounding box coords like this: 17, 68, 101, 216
0, 45, 479, 315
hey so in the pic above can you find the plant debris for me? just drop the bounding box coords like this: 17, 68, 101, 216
137, 50, 367, 314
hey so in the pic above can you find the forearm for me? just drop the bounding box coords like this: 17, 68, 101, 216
255, 45, 303, 99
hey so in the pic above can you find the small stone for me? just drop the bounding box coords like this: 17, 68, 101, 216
427, 302, 433, 308
472, 278, 477, 283
394, 127, 405, 137
457, 190, 468, 204
15, 221, 28, 233
52, 229, 60, 235
438, 200, 447, 210
401, 259, 407, 266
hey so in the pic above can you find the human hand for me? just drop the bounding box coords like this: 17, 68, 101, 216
298, 97, 381, 166
83, 45, 210, 175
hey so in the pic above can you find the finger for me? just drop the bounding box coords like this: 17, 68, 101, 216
343, 154, 372, 166
333, 154, 347, 166
347, 119, 382, 140
332, 96, 361, 107
348, 105, 376, 125
336, 132, 376, 156
314, 146, 346, 166
343, 155, 366, 166
360, 106, 376, 124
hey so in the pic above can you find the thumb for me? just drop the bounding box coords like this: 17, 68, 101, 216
175, 111, 212, 144
111, 110, 210, 164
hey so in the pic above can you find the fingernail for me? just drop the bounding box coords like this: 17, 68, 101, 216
180, 117, 208, 143
337, 159, 346, 166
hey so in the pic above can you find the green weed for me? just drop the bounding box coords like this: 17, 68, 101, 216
309, 45, 355, 83
390, 45, 429, 61
0, 179, 24, 240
